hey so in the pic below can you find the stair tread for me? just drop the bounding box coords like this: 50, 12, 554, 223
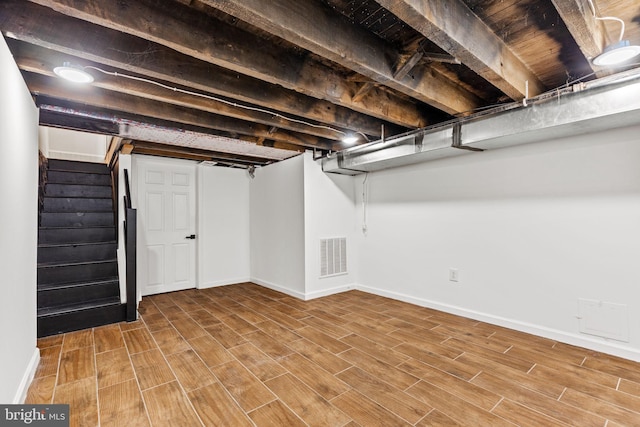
38, 278, 119, 291
38, 241, 116, 248
47, 160, 110, 174
43, 195, 112, 199
38, 259, 117, 268
44, 182, 111, 187
39, 225, 115, 230
37, 297, 121, 317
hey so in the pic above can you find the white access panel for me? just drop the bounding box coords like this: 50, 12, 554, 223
135, 156, 197, 296
578, 298, 629, 343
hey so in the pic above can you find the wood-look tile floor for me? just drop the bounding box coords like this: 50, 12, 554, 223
26, 283, 640, 426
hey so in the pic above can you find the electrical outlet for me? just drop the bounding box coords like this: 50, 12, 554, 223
449, 268, 459, 282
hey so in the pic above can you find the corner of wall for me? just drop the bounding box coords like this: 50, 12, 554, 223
12, 349, 40, 404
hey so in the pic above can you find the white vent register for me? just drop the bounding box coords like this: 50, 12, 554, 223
320, 238, 347, 278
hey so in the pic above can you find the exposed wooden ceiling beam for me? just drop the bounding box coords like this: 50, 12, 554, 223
24, 71, 333, 150
203, 0, 481, 115
10, 40, 347, 142
376, 0, 546, 100
38, 95, 306, 153
550, 0, 608, 75
39, 109, 119, 135
130, 141, 271, 166
0, 1, 408, 138
21, 0, 428, 130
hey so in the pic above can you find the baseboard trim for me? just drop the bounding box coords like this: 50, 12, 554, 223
13, 347, 40, 404
250, 278, 306, 300
198, 278, 251, 290
304, 284, 356, 301
356, 283, 640, 362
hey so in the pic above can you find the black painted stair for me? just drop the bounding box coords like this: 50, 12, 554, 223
37, 159, 125, 337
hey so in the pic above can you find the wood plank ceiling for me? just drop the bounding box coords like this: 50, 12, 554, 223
2, 0, 639, 166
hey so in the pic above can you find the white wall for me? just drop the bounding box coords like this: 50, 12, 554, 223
355, 124, 640, 360
198, 165, 250, 288
0, 36, 39, 403
40, 126, 108, 163
250, 155, 306, 297
303, 152, 358, 298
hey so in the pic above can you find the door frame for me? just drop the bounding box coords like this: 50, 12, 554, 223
132, 155, 199, 296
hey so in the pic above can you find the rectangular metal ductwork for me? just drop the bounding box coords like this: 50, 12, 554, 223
323, 71, 640, 175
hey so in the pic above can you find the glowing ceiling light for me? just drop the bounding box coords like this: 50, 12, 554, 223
592, 40, 640, 66
53, 62, 94, 83
342, 135, 359, 145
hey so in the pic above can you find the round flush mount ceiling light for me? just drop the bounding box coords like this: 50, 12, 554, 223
592, 40, 640, 66
342, 135, 360, 145
53, 62, 94, 83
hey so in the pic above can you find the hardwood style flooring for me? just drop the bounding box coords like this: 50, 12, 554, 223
26, 283, 640, 426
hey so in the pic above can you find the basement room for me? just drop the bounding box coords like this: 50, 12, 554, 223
2, 0, 640, 425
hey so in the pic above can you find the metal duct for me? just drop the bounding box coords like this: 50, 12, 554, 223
322, 70, 640, 175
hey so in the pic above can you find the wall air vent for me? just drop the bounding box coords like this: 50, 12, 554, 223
320, 237, 347, 278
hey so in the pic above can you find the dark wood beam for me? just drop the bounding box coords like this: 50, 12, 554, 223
130, 141, 271, 166
10, 40, 346, 141
550, 0, 608, 76
19, 0, 426, 129
393, 50, 425, 81
39, 109, 119, 134
376, 0, 546, 100
203, 0, 481, 114
352, 82, 377, 104
24, 72, 332, 150
38, 98, 306, 155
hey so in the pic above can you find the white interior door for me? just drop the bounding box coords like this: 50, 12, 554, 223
136, 156, 197, 296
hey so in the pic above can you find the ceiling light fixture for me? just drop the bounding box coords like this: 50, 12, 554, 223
53, 62, 94, 83
588, 0, 640, 67
593, 40, 640, 66
342, 135, 359, 145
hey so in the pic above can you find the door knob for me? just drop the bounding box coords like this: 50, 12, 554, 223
185, 234, 196, 239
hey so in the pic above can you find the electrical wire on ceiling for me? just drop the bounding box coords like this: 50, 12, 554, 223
586, 0, 625, 42
82, 65, 370, 143
586, 0, 640, 66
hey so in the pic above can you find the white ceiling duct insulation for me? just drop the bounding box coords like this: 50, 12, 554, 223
323, 69, 640, 175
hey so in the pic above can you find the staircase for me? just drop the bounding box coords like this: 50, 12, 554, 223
37, 159, 126, 337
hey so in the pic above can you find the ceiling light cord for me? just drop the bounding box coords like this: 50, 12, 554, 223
83, 65, 369, 142
587, 0, 624, 42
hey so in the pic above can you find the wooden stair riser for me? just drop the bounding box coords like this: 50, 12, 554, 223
44, 184, 112, 198
38, 280, 120, 308
37, 261, 118, 286
42, 197, 113, 213
39, 227, 116, 245
47, 170, 111, 186
38, 242, 117, 264
40, 212, 114, 227
47, 159, 110, 174
37, 302, 125, 337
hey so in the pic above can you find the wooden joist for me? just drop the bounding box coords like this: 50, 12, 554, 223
25, 72, 334, 150
205, 0, 482, 115
19, 0, 426, 130
377, 0, 546, 100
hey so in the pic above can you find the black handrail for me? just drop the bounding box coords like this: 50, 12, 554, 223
124, 169, 132, 209
123, 168, 137, 322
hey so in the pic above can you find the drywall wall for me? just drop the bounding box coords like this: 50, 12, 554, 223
0, 36, 39, 403
250, 155, 305, 297
355, 124, 640, 360
303, 152, 358, 298
39, 126, 108, 163
198, 165, 250, 288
